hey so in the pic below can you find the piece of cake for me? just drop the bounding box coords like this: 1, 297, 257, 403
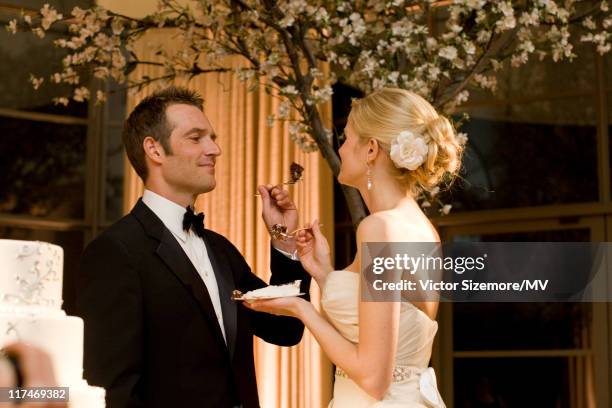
232, 280, 303, 301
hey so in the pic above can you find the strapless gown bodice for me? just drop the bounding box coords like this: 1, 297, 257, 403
321, 270, 446, 408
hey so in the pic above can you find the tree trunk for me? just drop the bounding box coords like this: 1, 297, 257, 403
306, 103, 367, 228
339, 184, 367, 229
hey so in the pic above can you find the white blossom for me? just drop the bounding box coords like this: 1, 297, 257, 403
278, 100, 290, 119
490, 59, 503, 71
475, 9, 487, 24
313, 85, 333, 102
463, 41, 476, 55
583, 17, 597, 30
29, 74, 43, 90
40, 4, 63, 31
93, 66, 110, 79
314, 7, 329, 23
473, 73, 497, 91
236, 68, 255, 82
288, 122, 300, 135
346, 12, 366, 46
440, 204, 452, 215
323, 127, 333, 143
518, 39, 535, 53
391, 18, 412, 37
597, 43, 611, 54
519, 9, 540, 26
6, 20, 17, 34
428, 66, 441, 79
387, 71, 400, 84
10, 0, 611, 179
281, 85, 299, 95
278, 0, 307, 27
94, 33, 113, 51
454, 90, 470, 105
62, 69, 80, 85
111, 51, 126, 69
73, 86, 90, 102
511, 52, 529, 67
449, 23, 463, 34
279, 15, 295, 28
53, 97, 69, 106
439, 46, 458, 61
95, 90, 106, 103
496, 2, 516, 31
71, 7, 86, 20
497, 14, 516, 31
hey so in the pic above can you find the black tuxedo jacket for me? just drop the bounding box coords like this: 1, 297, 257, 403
77, 199, 311, 408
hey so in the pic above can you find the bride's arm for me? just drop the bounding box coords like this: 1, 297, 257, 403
246, 215, 399, 400
304, 215, 398, 399
298, 298, 399, 400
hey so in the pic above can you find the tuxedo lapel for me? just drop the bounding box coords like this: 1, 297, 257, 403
131, 200, 228, 353
202, 231, 237, 361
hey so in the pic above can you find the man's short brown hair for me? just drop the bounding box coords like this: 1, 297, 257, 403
122, 86, 204, 181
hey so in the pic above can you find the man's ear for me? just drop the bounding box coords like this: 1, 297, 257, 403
143, 136, 164, 164
366, 138, 379, 163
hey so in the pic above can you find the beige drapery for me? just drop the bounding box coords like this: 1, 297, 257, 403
121, 30, 334, 408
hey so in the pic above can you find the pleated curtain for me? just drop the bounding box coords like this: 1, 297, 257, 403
121, 30, 334, 408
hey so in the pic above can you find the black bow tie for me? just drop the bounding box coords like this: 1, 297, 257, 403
183, 206, 205, 238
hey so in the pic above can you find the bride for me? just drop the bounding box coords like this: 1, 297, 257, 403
245, 87, 463, 407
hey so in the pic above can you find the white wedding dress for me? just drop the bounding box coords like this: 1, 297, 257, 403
321, 270, 446, 408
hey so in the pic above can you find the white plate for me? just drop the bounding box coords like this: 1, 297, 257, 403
233, 293, 306, 301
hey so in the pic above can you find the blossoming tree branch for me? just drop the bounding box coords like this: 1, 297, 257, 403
7, 0, 611, 226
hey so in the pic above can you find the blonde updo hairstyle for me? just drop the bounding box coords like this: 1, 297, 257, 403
347, 88, 463, 196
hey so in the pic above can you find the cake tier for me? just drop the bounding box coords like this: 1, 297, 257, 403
0, 239, 63, 309
68, 380, 106, 408
0, 310, 84, 386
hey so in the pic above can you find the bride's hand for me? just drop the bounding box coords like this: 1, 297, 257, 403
242, 296, 310, 319
296, 219, 333, 286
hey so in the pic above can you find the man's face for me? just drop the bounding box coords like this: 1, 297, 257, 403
159, 104, 222, 195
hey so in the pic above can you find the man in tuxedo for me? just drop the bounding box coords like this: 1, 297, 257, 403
77, 86, 310, 408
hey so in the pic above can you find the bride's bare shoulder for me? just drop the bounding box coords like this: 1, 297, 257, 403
357, 211, 438, 243
355, 213, 390, 242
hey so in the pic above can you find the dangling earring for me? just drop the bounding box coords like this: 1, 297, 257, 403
367, 163, 373, 191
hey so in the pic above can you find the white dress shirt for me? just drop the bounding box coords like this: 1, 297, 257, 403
142, 189, 227, 342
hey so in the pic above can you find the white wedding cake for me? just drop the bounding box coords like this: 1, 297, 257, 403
0, 239, 105, 407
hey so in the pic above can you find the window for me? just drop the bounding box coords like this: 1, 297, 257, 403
447, 97, 598, 211
330, 10, 612, 408
0, 1, 126, 314
441, 32, 602, 213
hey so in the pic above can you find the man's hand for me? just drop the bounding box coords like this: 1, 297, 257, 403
258, 184, 298, 253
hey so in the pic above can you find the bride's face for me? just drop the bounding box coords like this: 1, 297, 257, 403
338, 122, 368, 189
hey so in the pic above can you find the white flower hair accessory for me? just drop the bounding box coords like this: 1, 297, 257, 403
389, 130, 429, 170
